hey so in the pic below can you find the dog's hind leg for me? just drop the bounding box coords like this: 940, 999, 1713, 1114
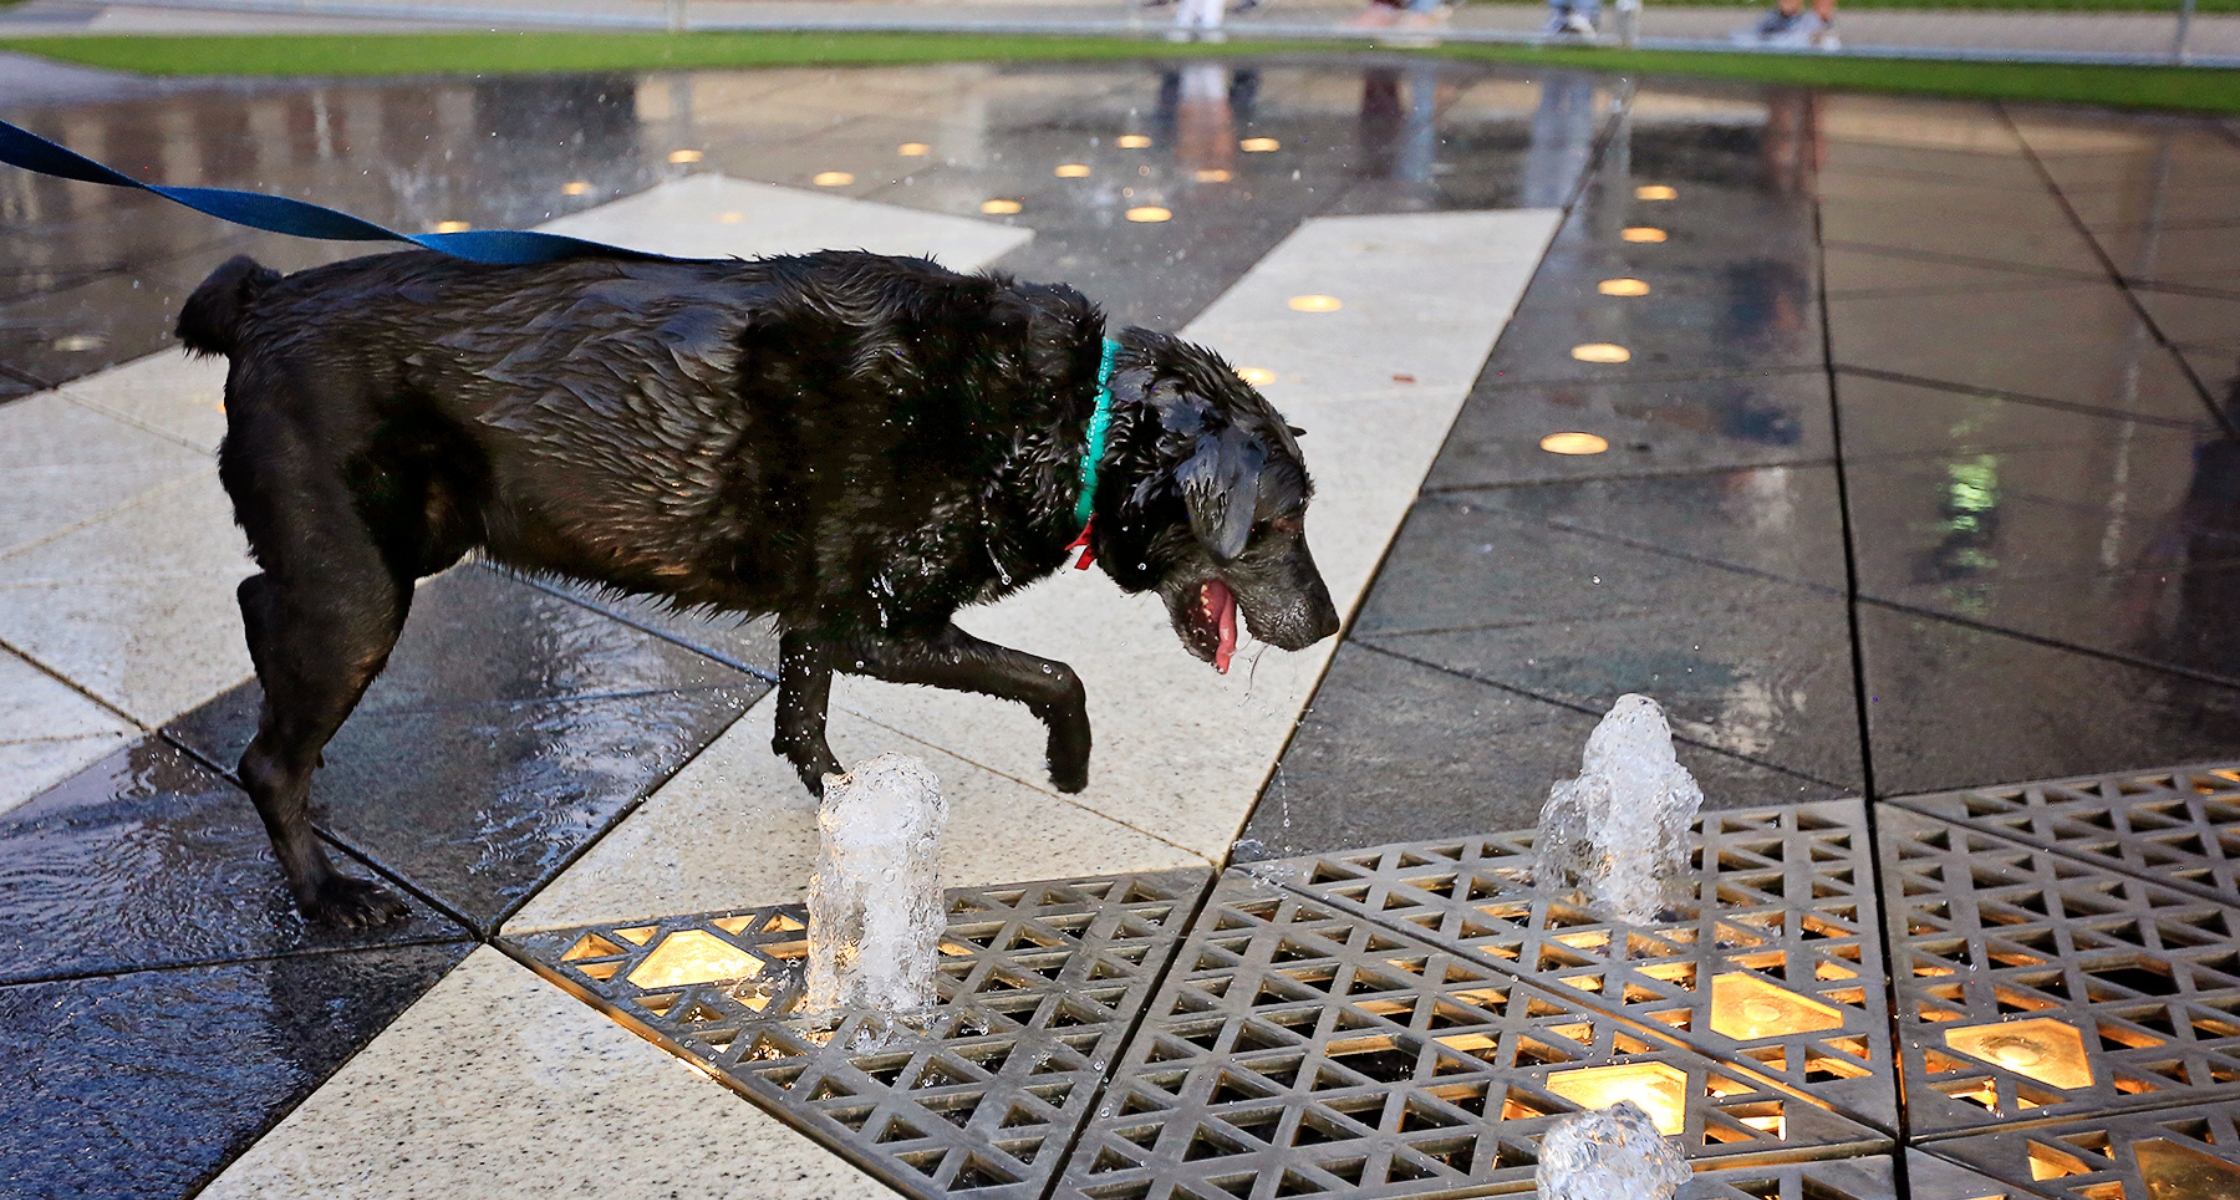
841, 624, 1091, 794
235, 562, 415, 928
773, 629, 844, 795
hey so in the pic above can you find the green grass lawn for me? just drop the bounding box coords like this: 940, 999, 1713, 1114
3, 31, 2237, 113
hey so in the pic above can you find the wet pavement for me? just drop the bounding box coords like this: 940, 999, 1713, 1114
0, 53, 2237, 1198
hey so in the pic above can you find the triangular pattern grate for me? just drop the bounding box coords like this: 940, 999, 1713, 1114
1894, 762, 2240, 911
1051, 871, 1889, 1200
1687, 1156, 1897, 1199
1254, 800, 1896, 1132
1881, 805, 2240, 1136
506, 868, 1209, 1200
1906, 1148, 2046, 1200
1926, 1099, 2240, 1199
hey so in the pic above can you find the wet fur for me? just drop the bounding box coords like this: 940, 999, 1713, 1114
183, 249, 1339, 927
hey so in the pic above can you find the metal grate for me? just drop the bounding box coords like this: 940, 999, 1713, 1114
1683, 1156, 1896, 1199
1925, 1099, 2240, 1199
1052, 871, 1888, 1200
1881, 805, 2240, 1136
505, 868, 1210, 1200
1893, 762, 2240, 911
1252, 801, 1896, 1132
1905, 1148, 2044, 1200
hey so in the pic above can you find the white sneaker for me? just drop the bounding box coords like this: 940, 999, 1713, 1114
1563, 9, 1597, 33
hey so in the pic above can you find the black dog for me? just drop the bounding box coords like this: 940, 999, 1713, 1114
179, 248, 1341, 927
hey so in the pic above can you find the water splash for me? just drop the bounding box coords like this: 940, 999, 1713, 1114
1535, 694, 1704, 923
805, 753, 949, 1015
1535, 1101, 1690, 1200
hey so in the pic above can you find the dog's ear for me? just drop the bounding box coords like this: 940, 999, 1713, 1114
1175, 426, 1266, 561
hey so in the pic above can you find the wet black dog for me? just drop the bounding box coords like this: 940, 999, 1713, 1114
180, 249, 1341, 927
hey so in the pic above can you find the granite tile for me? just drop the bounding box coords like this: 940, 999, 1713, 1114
166, 685, 754, 932
1858, 604, 2240, 797
1352, 490, 1828, 639
1234, 642, 1845, 861
0, 739, 464, 986
1365, 594, 1863, 788
0, 644, 130, 746
2098, 222, 2240, 294
199, 945, 891, 1200
0, 268, 190, 390
506, 690, 1205, 932
47, 348, 230, 454
1837, 369, 2215, 460
1821, 244, 2099, 298
2132, 285, 2240, 351
1828, 284, 2214, 419
1818, 193, 2103, 275
0, 734, 130, 820
533, 576, 782, 677
0, 392, 210, 557
1425, 370, 1833, 489
0, 942, 471, 1200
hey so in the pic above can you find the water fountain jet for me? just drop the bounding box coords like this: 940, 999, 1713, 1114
1535, 693, 1704, 924
805, 753, 949, 1016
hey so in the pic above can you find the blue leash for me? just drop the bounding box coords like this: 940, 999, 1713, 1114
0, 117, 673, 265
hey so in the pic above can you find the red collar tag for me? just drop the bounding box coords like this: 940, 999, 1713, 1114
1065, 517, 1097, 571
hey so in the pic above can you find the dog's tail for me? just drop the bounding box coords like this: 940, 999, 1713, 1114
177, 254, 279, 358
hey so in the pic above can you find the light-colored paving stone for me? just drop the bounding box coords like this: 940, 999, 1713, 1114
199, 946, 893, 1200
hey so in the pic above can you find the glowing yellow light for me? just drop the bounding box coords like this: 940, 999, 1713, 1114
1622, 227, 1668, 243
1195, 169, 1233, 183
626, 930, 763, 989
1635, 184, 1678, 200
813, 171, 854, 187
1056, 163, 1092, 178
1126, 206, 1173, 223
1709, 974, 1844, 1040
561, 180, 592, 196
1598, 278, 1651, 296
667, 149, 703, 164
1944, 1019, 2094, 1090
1237, 367, 1277, 386
897, 142, 931, 156
51, 334, 104, 352
1540, 432, 1609, 456
1571, 343, 1631, 363
717, 211, 744, 224
1544, 1063, 1690, 1135
1117, 134, 1153, 149
1240, 137, 1281, 152
1288, 294, 1342, 313
2135, 1139, 2240, 1197
432, 221, 471, 233
981, 199, 1024, 215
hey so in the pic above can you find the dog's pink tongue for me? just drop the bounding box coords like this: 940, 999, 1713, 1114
1213, 581, 1237, 674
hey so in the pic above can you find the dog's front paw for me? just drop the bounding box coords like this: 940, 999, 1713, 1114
307, 875, 411, 929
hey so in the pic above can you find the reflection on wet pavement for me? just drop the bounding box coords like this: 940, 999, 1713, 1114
1, 56, 2239, 1197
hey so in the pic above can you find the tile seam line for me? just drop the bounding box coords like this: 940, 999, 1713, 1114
1816, 181, 1902, 1186
1354, 588, 1846, 641
0, 631, 145, 732
1419, 455, 1841, 495
1817, 237, 2114, 285
1880, 791, 2240, 914
1999, 102, 2236, 440
506, 564, 781, 684
1466, 362, 1828, 393
1853, 592, 2240, 693
1354, 634, 1850, 795
1831, 362, 2219, 429
0, 931, 475, 991
1032, 868, 1221, 1200
1216, 87, 1620, 874
0, 461, 221, 565
56, 381, 223, 456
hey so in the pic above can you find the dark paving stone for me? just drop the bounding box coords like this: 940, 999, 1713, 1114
170, 687, 754, 932
1363, 595, 1861, 789
2131, 285, 2240, 352
1857, 604, 2240, 797
1428, 369, 1832, 488
0, 942, 471, 1200
1828, 284, 2215, 419
0, 739, 464, 987
1818, 193, 2104, 275
1815, 139, 2048, 190
2098, 223, 2240, 295
0, 269, 188, 389
2069, 184, 2240, 232
1437, 466, 1849, 590
1234, 642, 1845, 860
1353, 489, 1829, 639
163, 567, 766, 931
1489, 294, 1823, 381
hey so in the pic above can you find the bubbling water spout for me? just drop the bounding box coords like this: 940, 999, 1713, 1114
806, 753, 949, 1015
1535, 1101, 1690, 1200
1535, 694, 1704, 924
